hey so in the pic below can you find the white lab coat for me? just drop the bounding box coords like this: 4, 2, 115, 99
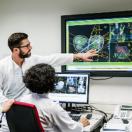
20, 93, 83, 132
0, 53, 73, 132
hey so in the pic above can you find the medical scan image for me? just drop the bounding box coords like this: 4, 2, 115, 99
54, 76, 87, 94
68, 23, 132, 62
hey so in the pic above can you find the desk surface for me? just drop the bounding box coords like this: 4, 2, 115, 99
82, 113, 104, 132
101, 118, 130, 132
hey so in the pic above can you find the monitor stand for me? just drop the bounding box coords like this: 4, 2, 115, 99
65, 103, 80, 114
65, 102, 72, 112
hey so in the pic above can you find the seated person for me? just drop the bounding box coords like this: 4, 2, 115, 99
20, 63, 90, 132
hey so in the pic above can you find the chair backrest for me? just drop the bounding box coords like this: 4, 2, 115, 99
6, 101, 45, 132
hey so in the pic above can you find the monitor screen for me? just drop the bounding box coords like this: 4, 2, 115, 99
49, 73, 90, 103
61, 10, 132, 76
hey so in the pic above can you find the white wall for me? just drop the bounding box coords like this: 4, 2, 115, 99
0, 0, 132, 113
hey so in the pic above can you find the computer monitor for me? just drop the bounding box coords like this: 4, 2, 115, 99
49, 72, 90, 104
61, 10, 132, 77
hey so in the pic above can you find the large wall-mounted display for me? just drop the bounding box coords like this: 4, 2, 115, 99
61, 10, 132, 76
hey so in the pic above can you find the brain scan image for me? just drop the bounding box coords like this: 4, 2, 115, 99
73, 35, 88, 52
88, 35, 104, 52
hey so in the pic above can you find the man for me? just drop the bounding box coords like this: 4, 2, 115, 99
21, 63, 90, 131
0, 32, 97, 131
0, 32, 97, 103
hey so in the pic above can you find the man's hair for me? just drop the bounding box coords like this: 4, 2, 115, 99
8, 32, 28, 51
23, 63, 55, 94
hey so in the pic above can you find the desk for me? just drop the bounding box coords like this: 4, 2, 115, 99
83, 113, 104, 132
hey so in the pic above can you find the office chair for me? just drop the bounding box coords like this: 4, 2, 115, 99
6, 101, 45, 132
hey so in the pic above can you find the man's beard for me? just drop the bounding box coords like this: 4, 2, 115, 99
19, 49, 31, 59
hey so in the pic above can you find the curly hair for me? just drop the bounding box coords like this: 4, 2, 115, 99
8, 32, 28, 51
23, 63, 55, 94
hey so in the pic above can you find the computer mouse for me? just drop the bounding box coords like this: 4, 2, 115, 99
86, 113, 92, 119
122, 119, 129, 124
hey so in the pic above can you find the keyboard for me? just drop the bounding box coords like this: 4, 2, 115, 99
70, 114, 81, 121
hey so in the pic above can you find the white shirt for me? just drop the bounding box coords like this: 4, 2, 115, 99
20, 93, 83, 132
0, 54, 73, 103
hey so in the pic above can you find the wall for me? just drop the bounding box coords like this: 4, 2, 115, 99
0, 0, 132, 113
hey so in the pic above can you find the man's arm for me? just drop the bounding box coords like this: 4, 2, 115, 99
0, 99, 14, 112
32, 49, 97, 67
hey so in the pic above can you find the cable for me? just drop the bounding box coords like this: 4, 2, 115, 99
89, 104, 110, 122
90, 76, 113, 80
107, 114, 113, 122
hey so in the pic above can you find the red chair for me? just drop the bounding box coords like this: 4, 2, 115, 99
6, 101, 45, 132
